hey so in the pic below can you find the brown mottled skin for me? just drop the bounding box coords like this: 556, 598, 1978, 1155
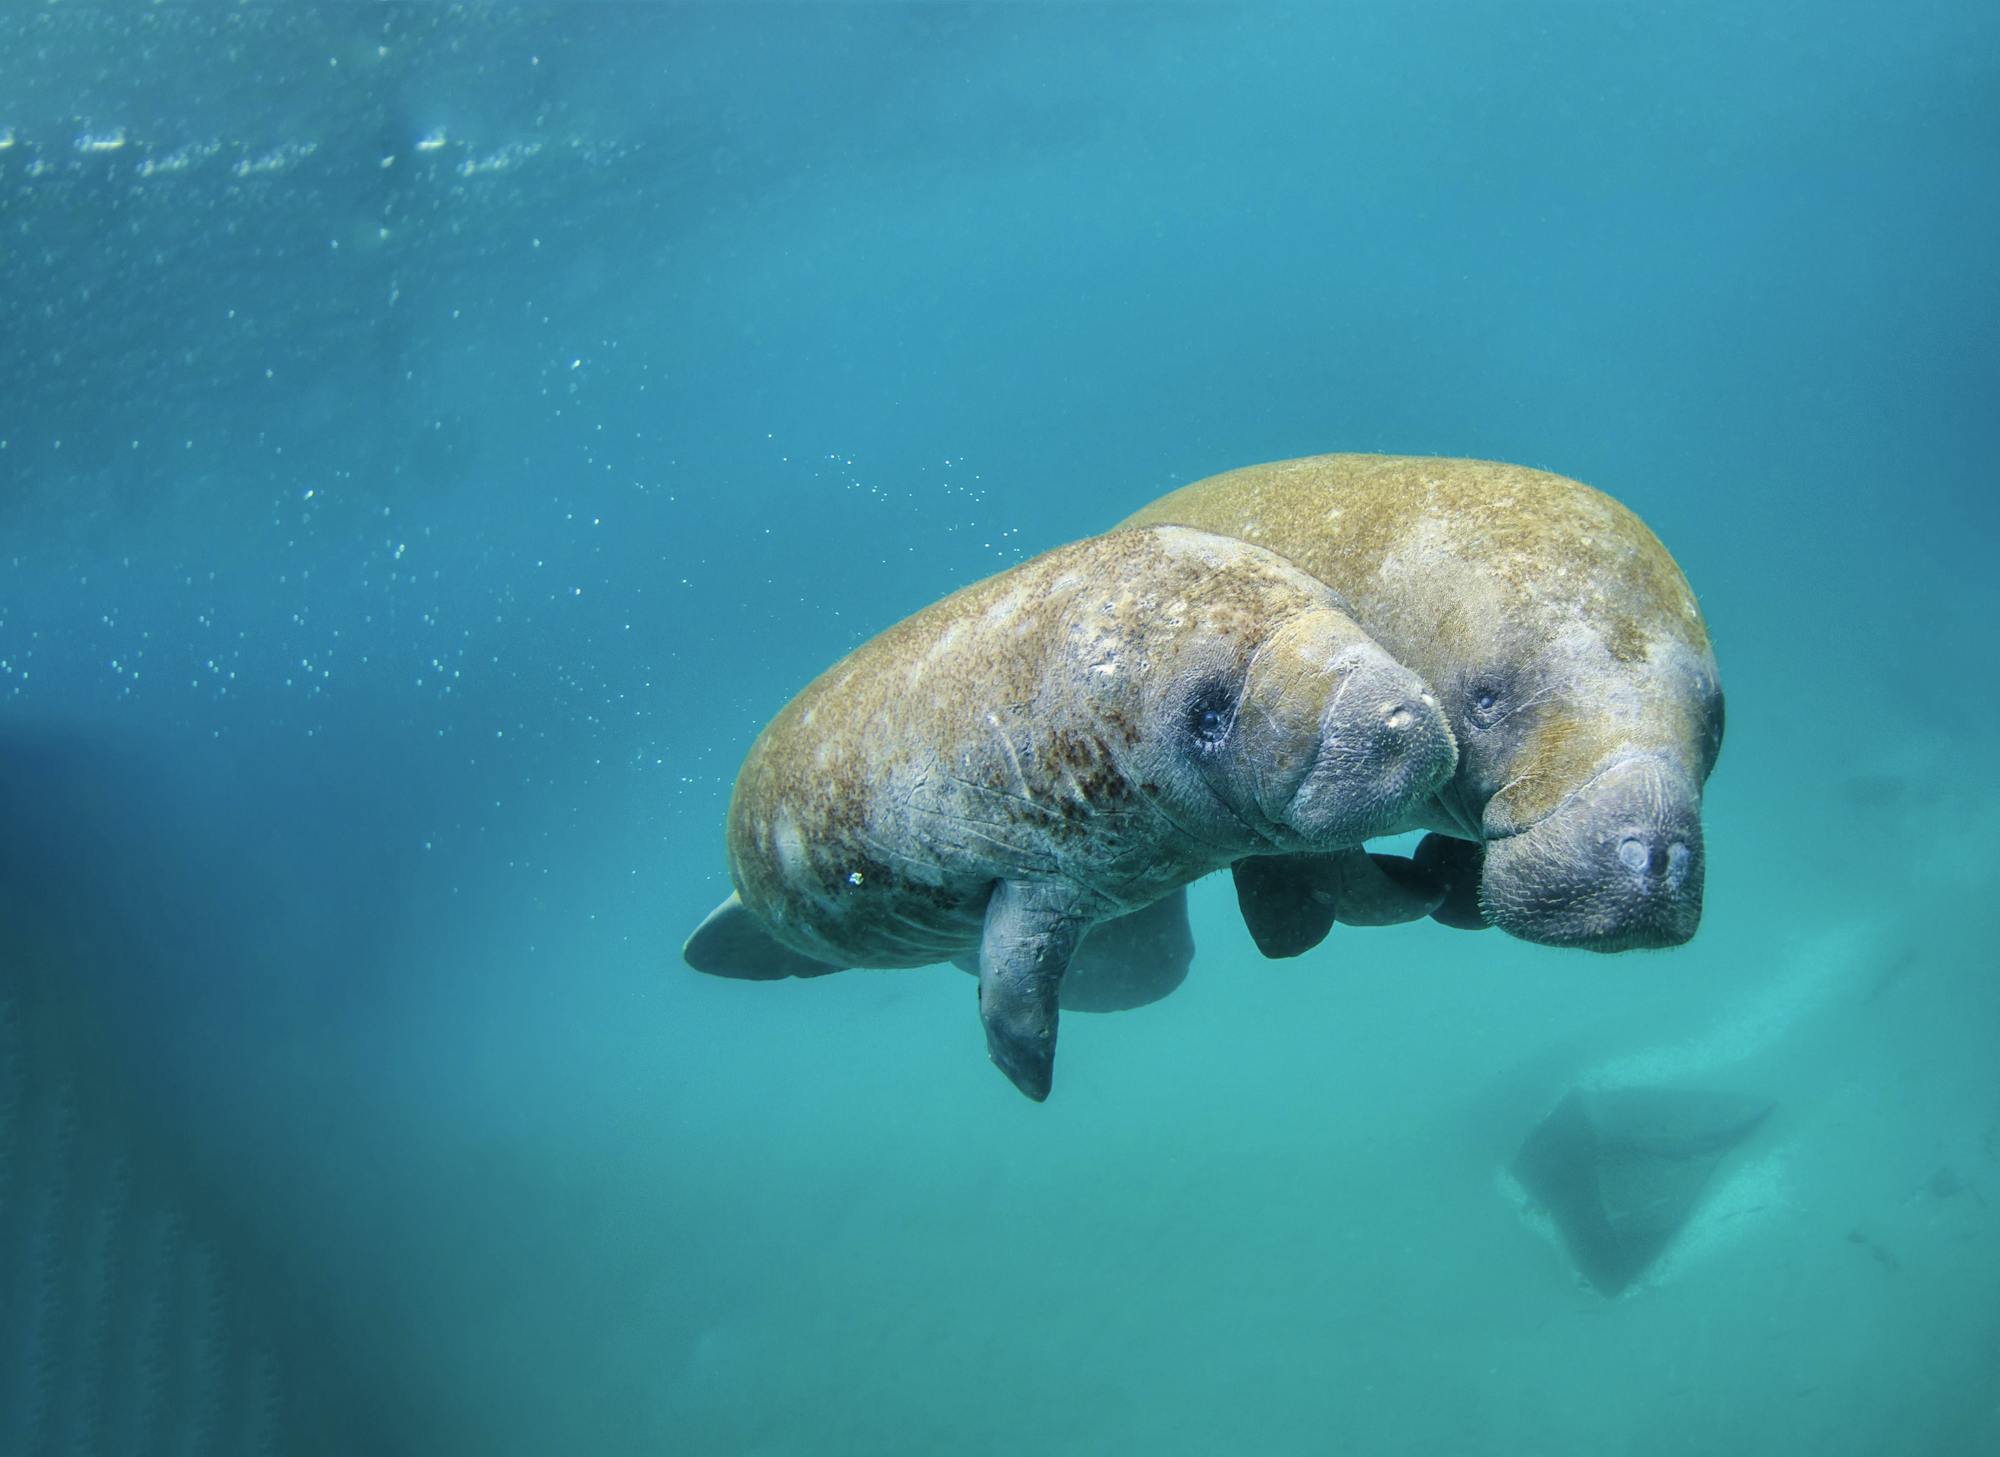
727, 523, 1453, 972
1122, 455, 1723, 951
697, 523, 1459, 1099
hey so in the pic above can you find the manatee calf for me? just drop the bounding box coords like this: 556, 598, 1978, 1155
1114, 454, 1723, 957
683, 524, 1457, 1100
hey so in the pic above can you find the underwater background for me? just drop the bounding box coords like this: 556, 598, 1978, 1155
3, 3, 1996, 1453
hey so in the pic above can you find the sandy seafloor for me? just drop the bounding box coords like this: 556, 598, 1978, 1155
2, 4, 1996, 1455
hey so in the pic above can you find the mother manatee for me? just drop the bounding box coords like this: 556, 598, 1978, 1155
1119, 453, 1723, 955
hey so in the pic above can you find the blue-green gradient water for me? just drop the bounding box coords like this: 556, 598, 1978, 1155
3, 4, 1996, 1453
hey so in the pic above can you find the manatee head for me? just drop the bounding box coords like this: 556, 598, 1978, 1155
1116, 536, 1458, 855
1224, 610, 1459, 847
1432, 578, 1725, 952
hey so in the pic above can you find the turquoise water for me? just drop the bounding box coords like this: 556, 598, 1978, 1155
4, 4, 1997, 1453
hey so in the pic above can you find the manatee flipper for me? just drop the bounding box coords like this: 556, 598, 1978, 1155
1331, 848, 1449, 927
977, 879, 1087, 1102
1233, 847, 1454, 958
1056, 890, 1194, 1012
956, 889, 1194, 1012
683, 893, 846, 980
1413, 834, 1491, 931
1232, 854, 1341, 958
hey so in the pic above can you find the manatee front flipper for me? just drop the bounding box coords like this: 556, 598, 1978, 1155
1230, 848, 1448, 959
1059, 890, 1194, 1011
955, 888, 1193, 1012
1331, 847, 1448, 927
1412, 834, 1491, 931
977, 879, 1088, 1102
1232, 855, 1341, 958
683, 893, 846, 980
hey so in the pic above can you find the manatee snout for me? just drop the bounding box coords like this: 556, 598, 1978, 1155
1479, 753, 1704, 950
1285, 653, 1456, 846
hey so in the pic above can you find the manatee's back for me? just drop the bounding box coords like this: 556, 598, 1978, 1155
1122, 453, 1710, 683
723, 539, 1128, 969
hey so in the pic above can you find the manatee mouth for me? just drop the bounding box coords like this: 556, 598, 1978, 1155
1476, 754, 1705, 951
1435, 775, 1485, 841
1284, 679, 1456, 847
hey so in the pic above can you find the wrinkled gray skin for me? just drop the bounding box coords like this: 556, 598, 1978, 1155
684, 525, 1457, 1100
1095, 454, 1723, 977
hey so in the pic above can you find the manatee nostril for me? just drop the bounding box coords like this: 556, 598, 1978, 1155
1383, 703, 1413, 732
1618, 834, 1691, 882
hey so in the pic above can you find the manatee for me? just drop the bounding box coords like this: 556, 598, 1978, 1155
1511, 1086, 1773, 1296
1110, 454, 1723, 958
683, 524, 1457, 1101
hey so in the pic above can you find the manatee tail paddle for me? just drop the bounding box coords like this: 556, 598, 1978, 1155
682, 893, 846, 979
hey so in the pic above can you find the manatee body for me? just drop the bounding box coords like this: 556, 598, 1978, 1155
1120, 454, 1723, 954
683, 523, 1457, 1100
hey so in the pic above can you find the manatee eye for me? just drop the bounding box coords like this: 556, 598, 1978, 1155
1184, 678, 1237, 751
1465, 677, 1508, 730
